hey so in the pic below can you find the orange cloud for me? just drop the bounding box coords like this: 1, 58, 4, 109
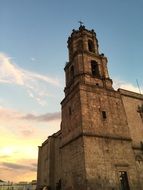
0, 107, 61, 182
0, 159, 37, 182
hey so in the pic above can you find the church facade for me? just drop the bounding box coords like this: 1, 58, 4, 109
37, 26, 143, 190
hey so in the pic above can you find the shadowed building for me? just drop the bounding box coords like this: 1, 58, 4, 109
37, 25, 143, 190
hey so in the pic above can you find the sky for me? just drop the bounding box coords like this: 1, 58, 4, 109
0, 0, 143, 183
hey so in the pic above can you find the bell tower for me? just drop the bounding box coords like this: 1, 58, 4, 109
61, 26, 139, 190
64, 24, 113, 97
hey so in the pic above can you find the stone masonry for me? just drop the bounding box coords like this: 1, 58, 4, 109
37, 25, 143, 190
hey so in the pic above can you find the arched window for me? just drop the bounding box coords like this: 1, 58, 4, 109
70, 65, 74, 79
91, 61, 100, 77
88, 40, 95, 52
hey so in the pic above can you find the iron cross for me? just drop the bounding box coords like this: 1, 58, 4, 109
79, 21, 84, 26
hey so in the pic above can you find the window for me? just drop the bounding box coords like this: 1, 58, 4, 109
119, 171, 130, 190
88, 40, 95, 52
91, 61, 100, 77
102, 111, 107, 119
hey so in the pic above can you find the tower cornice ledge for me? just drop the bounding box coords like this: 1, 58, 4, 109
60, 131, 132, 148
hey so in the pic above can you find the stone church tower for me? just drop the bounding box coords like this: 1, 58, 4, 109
37, 25, 143, 190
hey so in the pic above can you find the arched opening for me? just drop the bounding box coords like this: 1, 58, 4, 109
91, 61, 100, 77
88, 40, 95, 52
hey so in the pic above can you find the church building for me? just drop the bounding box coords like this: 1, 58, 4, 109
37, 25, 143, 190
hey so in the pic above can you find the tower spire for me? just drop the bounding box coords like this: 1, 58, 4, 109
65, 26, 113, 95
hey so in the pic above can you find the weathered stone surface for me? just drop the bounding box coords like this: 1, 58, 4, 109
37, 26, 143, 190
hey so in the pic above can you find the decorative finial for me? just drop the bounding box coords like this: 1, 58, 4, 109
78, 21, 84, 27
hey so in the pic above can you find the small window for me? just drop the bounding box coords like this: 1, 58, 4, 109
91, 61, 100, 77
119, 171, 130, 190
102, 111, 107, 119
88, 40, 95, 52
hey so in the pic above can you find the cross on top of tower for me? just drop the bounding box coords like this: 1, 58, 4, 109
78, 21, 84, 27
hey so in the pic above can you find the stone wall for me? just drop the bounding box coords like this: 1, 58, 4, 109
80, 84, 130, 140
61, 85, 82, 146
37, 25, 143, 190
53, 131, 62, 190
61, 137, 86, 190
84, 136, 141, 190
119, 89, 143, 145
37, 131, 61, 190
119, 88, 143, 189
37, 138, 51, 188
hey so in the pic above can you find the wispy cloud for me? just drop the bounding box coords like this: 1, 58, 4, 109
0, 107, 61, 143
30, 57, 36, 62
2, 162, 37, 172
0, 160, 37, 182
0, 107, 61, 122
0, 53, 60, 105
0, 108, 23, 120
21, 112, 61, 122
17, 125, 35, 137
0, 155, 10, 159
113, 79, 143, 94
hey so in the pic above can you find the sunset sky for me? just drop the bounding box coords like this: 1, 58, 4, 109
0, 0, 143, 183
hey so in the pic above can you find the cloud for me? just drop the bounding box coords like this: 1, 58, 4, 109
2, 162, 37, 172
0, 107, 61, 141
31, 163, 37, 167
0, 166, 36, 182
0, 109, 60, 182
0, 155, 10, 159
0, 107, 61, 145
0, 166, 11, 171
113, 79, 143, 94
17, 125, 35, 137
30, 57, 36, 62
21, 112, 61, 122
0, 53, 60, 105
0, 107, 23, 120
0, 107, 61, 122
0, 160, 37, 182
20, 129, 34, 136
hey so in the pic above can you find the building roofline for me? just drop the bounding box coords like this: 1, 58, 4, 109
118, 88, 143, 100
41, 130, 61, 146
